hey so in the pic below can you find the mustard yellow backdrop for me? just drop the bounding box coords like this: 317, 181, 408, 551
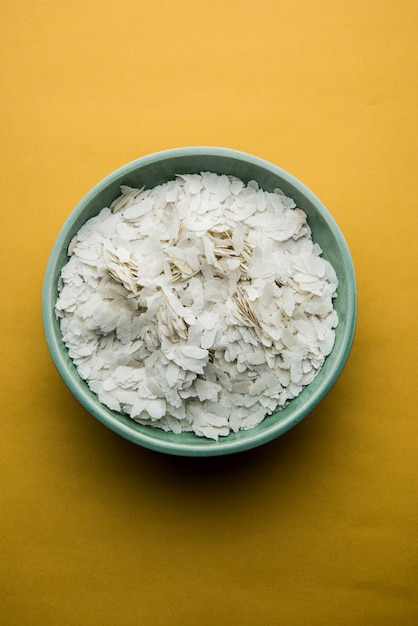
1, 1, 417, 624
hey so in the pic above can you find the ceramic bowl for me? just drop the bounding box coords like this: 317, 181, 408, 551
42, 147, 356, 456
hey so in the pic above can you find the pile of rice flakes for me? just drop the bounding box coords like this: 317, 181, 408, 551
56, 172, 338, 439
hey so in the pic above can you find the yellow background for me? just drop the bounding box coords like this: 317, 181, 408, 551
1, 1, 417, 624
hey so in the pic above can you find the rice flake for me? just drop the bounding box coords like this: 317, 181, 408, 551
56, 173, 339, 440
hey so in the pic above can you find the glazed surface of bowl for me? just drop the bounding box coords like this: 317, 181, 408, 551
42, 147, 356, 456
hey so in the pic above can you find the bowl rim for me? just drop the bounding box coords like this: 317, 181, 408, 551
42, 146, 357, 456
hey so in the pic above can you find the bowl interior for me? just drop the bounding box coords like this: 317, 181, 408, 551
43, 148, 356, 456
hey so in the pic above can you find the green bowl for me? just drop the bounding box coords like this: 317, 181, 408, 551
42, 147, 356, 456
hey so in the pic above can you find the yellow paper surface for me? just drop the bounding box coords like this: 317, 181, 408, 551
1, 1, 417, 624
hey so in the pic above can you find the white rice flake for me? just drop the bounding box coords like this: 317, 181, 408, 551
56, 173, 339, 440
